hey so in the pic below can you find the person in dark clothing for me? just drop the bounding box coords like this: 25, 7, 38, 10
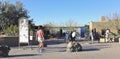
68, 32, 73, 42
69, 30, 76, 42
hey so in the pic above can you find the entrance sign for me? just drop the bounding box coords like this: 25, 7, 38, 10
19, 17, 29, 43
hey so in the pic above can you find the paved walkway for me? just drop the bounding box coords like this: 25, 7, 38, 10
1, 40, 120, 59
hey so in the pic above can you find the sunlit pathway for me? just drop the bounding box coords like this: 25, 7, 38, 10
1, 40, 120, 59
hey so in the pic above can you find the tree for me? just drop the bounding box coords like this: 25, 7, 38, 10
65, 19, 79, 31
106, 12, 120, 34
44, 22, 57, 34
0, 0, 30, 35
29, 19, 34, 36
0, 0, 34, 36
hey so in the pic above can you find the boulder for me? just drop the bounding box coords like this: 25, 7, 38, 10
66, 42, 82, 52
0, 45, 10, 57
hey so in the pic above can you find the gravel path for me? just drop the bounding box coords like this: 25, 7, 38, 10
1, 40, 120, 59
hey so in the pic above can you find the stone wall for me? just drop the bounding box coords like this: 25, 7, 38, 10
0, 36, 19, 46
0, 36, 37, 47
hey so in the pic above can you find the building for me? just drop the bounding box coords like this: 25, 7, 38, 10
89, 16, 120, 35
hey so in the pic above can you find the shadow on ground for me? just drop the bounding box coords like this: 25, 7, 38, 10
45, 46, 100, 53
45, 40, 65, 45
82, 48, 100, 52
58, 48, 100, 52
1, 54, 38, 58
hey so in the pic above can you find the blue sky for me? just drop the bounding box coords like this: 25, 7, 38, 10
10, 0, 120, 26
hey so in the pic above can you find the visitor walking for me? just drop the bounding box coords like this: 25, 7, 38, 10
36, 25, 45, 53
105, 29, 110, 42
90, 30, 94, 44
65, 32, 69, 43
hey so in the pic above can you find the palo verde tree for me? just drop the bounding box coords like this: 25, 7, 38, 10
104, 12, 120, 39
106, 12, 120, 34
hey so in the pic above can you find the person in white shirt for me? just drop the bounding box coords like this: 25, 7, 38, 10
71, 30, 76, 42
90, 30, 94, 44
105, 29, 110, 42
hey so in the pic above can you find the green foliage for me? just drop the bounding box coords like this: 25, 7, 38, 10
28, 19, 34, 36
5, 25, 19, 36
0, 0, 29, 33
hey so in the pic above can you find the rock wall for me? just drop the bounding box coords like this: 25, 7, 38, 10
0, 36, 37, 47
